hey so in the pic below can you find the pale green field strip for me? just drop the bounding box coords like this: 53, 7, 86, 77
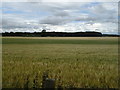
2, 37, 118, 45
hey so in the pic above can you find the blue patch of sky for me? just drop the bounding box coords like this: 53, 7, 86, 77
2, 4, 51, 18
3, 10, 24, 14
118, 16, 120, 19
4, 10, 49, 17
2, 7, 50, 21
78, 10, 96, 17
2, 6, 24, 14
82, 2, 101, 8
75, 2, 101, 17
79, 10, 89, 14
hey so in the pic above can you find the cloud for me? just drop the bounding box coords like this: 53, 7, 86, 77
2, 0, 120, 2
53, 10, 70, 17
2, 18, 27, 29
39, 15, 73, 25
1, 2, 118, 34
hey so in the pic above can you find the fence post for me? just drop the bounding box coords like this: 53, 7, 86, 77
42, 71, 55, 88
43, 78, 55, 88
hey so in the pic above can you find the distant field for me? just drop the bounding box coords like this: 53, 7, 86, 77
2, 37, 118, 40
2, 37, 118, 45
2, 37, 118, 88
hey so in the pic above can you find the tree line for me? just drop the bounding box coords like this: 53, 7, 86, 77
1, 31, 119, 37
2, 31, 103, 37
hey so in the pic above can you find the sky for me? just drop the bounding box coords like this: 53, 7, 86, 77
1, 1, 119, 34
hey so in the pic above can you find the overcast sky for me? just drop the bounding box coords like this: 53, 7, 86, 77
1, 1, 119, 34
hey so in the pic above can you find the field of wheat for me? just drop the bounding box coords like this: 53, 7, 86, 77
2, 37, 118, 88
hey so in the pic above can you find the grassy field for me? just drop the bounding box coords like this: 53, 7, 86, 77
2, 37, 118, 88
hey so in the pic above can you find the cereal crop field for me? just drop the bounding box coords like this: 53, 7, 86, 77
2, 37, 118, 88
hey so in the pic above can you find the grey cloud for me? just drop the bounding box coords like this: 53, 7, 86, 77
2, 17, 39, 29
40, 16, 71, 25
2, 19, 26, 29
74, 16, 97, 22
39, 2, 118, 25
54, 11, 70, 17
87, 3, 118, 23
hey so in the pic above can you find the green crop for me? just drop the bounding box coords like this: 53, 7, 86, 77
2, 37, 118, 88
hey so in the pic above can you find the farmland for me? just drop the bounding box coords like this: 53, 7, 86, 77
2, 37, 118, 88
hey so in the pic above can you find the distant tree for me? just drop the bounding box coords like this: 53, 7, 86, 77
42, 29, 46, 33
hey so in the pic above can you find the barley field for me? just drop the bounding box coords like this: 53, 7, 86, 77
2, 37, 118, 88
